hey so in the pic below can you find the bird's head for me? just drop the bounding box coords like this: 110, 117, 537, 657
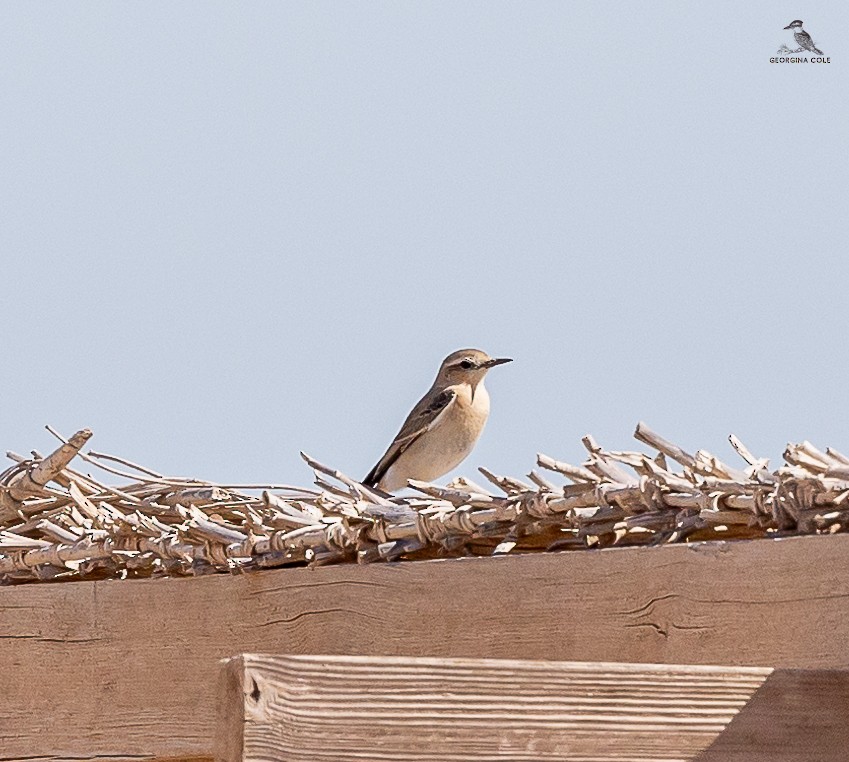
784, 20, 804, 29
435, 348, 512, 387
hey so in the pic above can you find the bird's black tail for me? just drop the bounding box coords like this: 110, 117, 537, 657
813, 46, 824, 55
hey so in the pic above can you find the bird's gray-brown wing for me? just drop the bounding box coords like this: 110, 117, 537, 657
796, 30, 817, 51
363, 388, 457, 487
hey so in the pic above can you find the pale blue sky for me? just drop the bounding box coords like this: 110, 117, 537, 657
2, 2, 847, 486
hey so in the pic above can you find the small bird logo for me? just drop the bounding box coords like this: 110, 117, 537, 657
782, 20, 824, 55
364, 349, 511, 492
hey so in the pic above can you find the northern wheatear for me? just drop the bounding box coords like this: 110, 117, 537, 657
363, 349, 512, 492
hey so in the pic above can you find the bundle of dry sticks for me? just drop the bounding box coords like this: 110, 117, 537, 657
1, 424, 848, 583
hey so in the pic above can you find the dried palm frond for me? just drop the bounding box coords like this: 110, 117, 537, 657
1, 424, 846, 584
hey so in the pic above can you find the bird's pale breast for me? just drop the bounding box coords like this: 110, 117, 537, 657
380, 382, 490, 491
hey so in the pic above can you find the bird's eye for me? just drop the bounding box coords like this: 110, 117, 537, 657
460, 360, 474, 369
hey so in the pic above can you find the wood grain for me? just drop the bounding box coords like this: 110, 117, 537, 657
2, 534, 849, 760
217, 654, 849, 762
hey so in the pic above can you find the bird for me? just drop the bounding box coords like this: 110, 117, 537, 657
783, 20, 824, 55
363, 348, 512, 492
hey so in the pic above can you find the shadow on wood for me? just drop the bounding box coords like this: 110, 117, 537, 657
695, 669, 849, 761
216, 654, 849, 761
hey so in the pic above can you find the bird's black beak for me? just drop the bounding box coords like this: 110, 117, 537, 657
783, 23, 792, 29
484, 357, 512, 368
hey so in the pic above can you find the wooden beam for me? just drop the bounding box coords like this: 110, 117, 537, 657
217, 654, 849, 762
2, 534, 849, 760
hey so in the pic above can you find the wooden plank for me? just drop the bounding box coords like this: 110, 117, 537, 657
217, 654, 849, 762
2, 534, 849, 760
216, 656, 247, 762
